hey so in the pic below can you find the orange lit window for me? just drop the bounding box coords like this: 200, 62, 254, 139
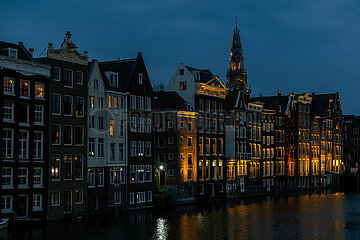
35, 83, 44, 98
108, 96, 112, 108
179, 82, 187, 90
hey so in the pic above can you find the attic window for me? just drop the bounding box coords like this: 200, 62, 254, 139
110, 73, 118, 86
8, 48, 18, 59
139, 73, 143, 85
179, 82, 187, 91
179, 69, 184, 75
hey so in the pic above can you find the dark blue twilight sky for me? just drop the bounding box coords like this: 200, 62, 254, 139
1, 0, 359, 114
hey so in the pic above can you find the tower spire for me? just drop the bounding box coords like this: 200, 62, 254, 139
226, 15, 248, 92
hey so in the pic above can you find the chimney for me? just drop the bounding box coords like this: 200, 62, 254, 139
312, 92, 315, 96
259, 94, 262, 97
18, 42, 23, 46
29, 48, 34, 56
277, 90, 282, 97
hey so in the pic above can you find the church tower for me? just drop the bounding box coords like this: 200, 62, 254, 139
226, 15, 248, 91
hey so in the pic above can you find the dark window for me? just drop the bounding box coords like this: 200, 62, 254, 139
52, 94, 60, 114
63, 125, 72, 145
76, 71, 83, 85
75, 126, 84, 145
53, 67, 60, 81
74, 155, 83, 180
19, 103, 28, 123
188, 137, 192, 147
99, 117, 104, 130
64, 69, 73, 87
64, 96, 72, 115
158, 138, 165, 148
179, 69, 184, 75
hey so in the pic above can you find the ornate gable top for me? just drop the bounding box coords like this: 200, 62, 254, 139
47, 31, 89, 65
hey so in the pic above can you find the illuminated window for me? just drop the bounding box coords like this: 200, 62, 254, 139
108, 96, 112, 108
114, 97, 118, 108
35, 83, 44, 98
89, 96, 94, 108
51, 191, 60, 206
20, 80, 29, 97
3, 77, 14, 95
74, 189, 83, 204
179, 81, 187, 90
75, 97, 84, 117
110, 120, 115, 136
74, 155, 83, 180
51, 125, 60, 145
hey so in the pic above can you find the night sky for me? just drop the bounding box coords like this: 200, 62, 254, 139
1, 0, 359, 114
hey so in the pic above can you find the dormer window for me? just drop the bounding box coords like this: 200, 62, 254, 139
179, 69, 184, 75
139, 73, 143, 85
106, 72, 118, 87
8, 48, 17, 59
111, 73, 118, 86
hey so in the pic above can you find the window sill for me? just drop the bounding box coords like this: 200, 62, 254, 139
3, 120, 15, 123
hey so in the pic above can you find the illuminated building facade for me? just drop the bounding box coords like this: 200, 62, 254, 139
154, 91, 197, 201
0, 41, 51, 220
166, 64, 227, 200
100, 53, 155, 209
40, 32, 89, 220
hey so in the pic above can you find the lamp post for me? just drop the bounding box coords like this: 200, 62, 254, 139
158, 163, 166, 186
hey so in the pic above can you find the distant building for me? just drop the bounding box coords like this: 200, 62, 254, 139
343, 115, 360, 172
0, 41, 51, 220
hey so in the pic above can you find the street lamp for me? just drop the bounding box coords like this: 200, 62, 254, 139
158, 163, 166, 185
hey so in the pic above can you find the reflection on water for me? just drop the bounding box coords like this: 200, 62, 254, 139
4, 192, 360, 240
153, 218, 169, 240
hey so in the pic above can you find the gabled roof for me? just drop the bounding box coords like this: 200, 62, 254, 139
99, 58, 136, 90
155, 91, 187, 111
0, 41, 35, 62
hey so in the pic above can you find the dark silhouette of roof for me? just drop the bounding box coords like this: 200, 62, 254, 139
185, 65, 215, 83
99, 58, 137, 91
155, 91, 187, 111
0, 41, 36, 62
311, 93, 338, 117
251, 95, 289, 112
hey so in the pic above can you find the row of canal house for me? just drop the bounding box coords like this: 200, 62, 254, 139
155, 23, 344, 201
0, 24, 344, 220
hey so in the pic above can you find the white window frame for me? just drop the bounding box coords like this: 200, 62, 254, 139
35, 82, 45, 99
19, 130, 29, 160
2, 167, 13, 188
33, 167, 43, 188
1, 195, 13, 213
32, 194, 43, 211
34, 131, 43, 160
3, 101, 14, 122
3, 77, 15, 95
53, 67, 61, 81
34, 105, 44, 125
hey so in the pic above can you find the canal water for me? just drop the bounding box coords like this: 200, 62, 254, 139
2, 191, 360, 240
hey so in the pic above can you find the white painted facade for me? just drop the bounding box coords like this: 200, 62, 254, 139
87, 60, 127, 169
165, 63, 197, 108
